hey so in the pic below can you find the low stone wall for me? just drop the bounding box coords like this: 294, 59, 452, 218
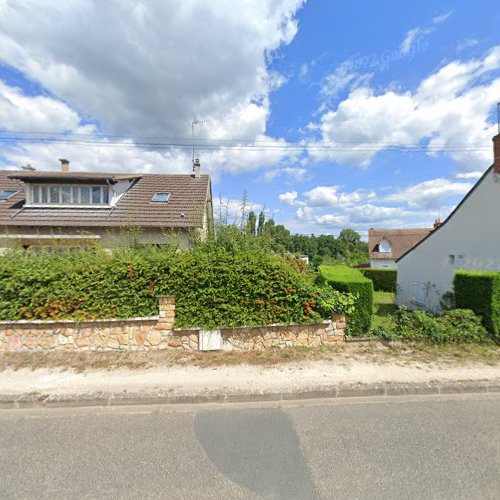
0, 296, 346, 352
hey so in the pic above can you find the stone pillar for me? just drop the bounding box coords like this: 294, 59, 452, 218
157, 296, 175, 328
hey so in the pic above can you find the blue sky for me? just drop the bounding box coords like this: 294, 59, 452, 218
0, 0, 499, 237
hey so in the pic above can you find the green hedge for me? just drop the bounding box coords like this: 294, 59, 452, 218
319, 265, 374, 333
454, 270, 500, 337
0, 246, 354, 329
359, 268, 397, 292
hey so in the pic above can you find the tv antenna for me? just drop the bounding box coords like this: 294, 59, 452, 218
192, 118, 208, 167
497, 102, 500, 134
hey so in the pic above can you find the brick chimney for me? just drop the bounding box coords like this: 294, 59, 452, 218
494, 134, 500, 175
59, 158, 70, 173
433, 219, 442, 229
193, 158, 201, 178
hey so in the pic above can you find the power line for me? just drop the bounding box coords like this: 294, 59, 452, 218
0, 136, 490, 154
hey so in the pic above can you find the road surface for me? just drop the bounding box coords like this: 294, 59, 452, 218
1, 393, 499, 499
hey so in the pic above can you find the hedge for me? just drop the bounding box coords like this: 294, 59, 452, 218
454, 270, 500, 337
359, 268, 397, 292
0, 246, 355, 329
319, 265, 374, 333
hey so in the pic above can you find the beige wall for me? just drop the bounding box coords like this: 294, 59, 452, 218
0, 225, 193, 253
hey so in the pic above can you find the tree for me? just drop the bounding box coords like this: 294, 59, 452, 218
338, 228, 361, 247
247, 211, 256, 236
257, 211, 265, 236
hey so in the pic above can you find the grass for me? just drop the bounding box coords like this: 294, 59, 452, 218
0, 342, 498, 372
372, 291, 398, 330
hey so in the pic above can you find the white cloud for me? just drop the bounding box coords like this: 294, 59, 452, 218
320, 61, 372, 100
278, 191, 299, 206
215, 196, 263, 223
383, 178, 473, 209
0, 80, 79, 132
303, 185, 375, 207
0, 0, 304, 175
261, 166, 309, 182
310, 46, 500, 170
455, 171, 483, 180
400, 27, 432, 56
400, 11, 452, 55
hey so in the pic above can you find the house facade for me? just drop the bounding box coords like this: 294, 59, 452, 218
368, 228, 432, 269
397, 134, 500, 311
0, 161, 213, 253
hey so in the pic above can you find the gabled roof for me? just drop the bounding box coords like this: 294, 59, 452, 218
369, 228, 432, 260
396, 165, 493, 263
0, 170, 211, 228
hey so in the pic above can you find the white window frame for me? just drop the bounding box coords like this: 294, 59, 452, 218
26, 184, 111, 208
379, 238, 391, 253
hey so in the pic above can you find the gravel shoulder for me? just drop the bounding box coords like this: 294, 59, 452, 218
1, 343, 499, 407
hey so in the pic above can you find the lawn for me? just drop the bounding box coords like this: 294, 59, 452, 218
372, 291, 397, 330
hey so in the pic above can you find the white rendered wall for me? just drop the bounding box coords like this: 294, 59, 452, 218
371, 258, 397, 269
397, 168, 500, 311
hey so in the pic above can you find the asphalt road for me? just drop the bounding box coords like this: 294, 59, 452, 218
0, 394, 499, 499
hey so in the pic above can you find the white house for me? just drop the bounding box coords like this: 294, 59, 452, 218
368, 228, 433, 269
397, 133, 500, 311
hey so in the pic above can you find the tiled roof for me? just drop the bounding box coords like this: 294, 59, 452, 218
0, 170, 211, 228
368, 228, 432, 260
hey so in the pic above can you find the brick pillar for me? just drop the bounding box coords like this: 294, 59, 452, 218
156, 296, 175, 330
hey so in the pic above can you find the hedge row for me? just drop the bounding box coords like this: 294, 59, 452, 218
0, 246, 354, 329
319, 265, 373, 333
359, 268, 397, 292
454, 270, 500, 337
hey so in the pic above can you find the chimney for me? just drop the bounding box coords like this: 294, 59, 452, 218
193, 158, 201, 178
494, 134, 500, 175
433, 219, 442, 229
59, 158, 70, 173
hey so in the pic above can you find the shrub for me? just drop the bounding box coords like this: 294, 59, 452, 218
0, 242, 355, 329
454, 270, 500, 338
319, 265, 373, 334
372, 307, 488, 343
359, 268, 397, 292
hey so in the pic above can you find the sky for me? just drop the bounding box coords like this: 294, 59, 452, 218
0, 0, 499, 237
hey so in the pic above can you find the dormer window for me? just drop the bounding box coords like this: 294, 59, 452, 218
151, 192, 170, 203
379, 238, 391, 253
0, 190, 18, 201
28, 184, 110, 207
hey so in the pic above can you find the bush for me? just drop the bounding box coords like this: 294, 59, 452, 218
359, 268, 397, 292
319, 265, 373, 334
372, 307, 488, 343
454, 270, 500, 338
0, 240, 355, 329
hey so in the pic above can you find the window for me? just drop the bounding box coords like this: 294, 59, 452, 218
151, 192, 170, 203
379, 238, 391, 253
449, 254, 456, 265
28, 184, 110, 206
80, 186, 90, 204
0, 190, 18, 201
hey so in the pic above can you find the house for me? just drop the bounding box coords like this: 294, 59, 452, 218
368, 228, 433, 269
0, 159, 213, 253
397, 133, 500, 311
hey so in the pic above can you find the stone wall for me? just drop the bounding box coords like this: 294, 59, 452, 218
0, 296, 346, 352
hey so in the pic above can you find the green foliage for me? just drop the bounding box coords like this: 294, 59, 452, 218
319, 265, 374, 334
454, 270, 500, 337
0, 229, 355, 329
247, 211, 256, 236
372, 307, 488, 344
359, 268, 397, 292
